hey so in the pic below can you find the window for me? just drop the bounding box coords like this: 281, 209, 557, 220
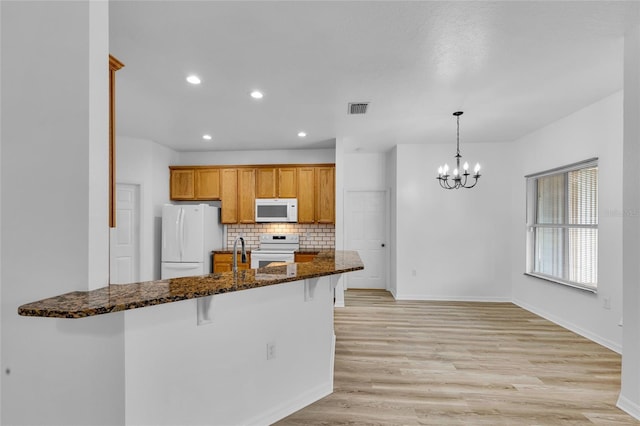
525, 158, 598, 292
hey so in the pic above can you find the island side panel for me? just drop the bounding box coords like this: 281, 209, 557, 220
124, 277, 335, 426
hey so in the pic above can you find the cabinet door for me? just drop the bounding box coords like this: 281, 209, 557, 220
170, 169, 195, 200
297, 167, 315, 223
238, 168, 256, 224
220, 169, 238, 224
316, 166, 335, 224
213, 253, 251, 272
256, 168, 277, 198
294, 253, 317, 263
278, 167, 297, 198
195, 168, 220, 199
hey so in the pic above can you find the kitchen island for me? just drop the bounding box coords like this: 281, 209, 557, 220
18, 251, 363, 426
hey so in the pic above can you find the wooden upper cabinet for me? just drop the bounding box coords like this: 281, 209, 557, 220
168, 164, 335, 224
256, 168, 277, 198
195, 168, 220, 199
297, 167, 315, 224
220, 169, 238, 224
170, 169, 195, 200
237, 168, 256, 224
278, 167, 297, 198
315, 166, 335, 224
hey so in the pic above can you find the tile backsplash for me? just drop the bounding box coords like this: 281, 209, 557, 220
226, 223, 335, 250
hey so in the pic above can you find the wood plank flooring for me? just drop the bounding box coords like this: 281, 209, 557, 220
275, 289, 638, 425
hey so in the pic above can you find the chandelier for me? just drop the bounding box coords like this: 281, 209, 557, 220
436, 111, 481, 189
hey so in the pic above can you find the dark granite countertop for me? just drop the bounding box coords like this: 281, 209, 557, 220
18, 250, 363, 319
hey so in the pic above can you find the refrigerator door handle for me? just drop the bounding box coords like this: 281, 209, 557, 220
179, 207, 185, 260
174, 208, 181, 259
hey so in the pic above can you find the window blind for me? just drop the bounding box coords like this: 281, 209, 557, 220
526, 159, 598, 291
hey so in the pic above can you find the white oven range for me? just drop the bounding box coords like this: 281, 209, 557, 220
250, 234, 300, 268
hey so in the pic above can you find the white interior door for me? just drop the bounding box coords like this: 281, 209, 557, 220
345, 190, 388, 289
110, 183, 140, 284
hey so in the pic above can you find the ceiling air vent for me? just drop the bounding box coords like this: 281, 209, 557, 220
348, 102, 369, 115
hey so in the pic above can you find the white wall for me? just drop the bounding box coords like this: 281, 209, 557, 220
178, 148, 335, 165
510, 91, 624, 352
343, 152, 388, 190
392, 143, 514, 301
0, 2, 124, 424
125, 278, 335, 425
619, 23, 640, 418
116, 137, 178, 281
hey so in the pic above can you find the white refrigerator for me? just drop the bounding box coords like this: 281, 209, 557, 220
161, 204, 223, 279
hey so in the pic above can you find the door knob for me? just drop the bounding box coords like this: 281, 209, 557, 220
381, 243, 385, 247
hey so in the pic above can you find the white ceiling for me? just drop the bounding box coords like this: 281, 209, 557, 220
109, 1, 640, 153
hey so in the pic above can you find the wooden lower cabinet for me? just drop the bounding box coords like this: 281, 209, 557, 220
212, 252, 252, 273
294, 253, 317, 263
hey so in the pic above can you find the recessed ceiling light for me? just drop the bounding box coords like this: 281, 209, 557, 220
297, 132, 307, 138
186, 75, 201, 85
202, 134, 212, 140
250, 90, 264, 99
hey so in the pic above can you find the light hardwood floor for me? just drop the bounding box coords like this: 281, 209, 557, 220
275, 289, 639, 425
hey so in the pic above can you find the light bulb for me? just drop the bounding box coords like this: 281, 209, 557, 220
474, 163, 481, 174
443, 164, 449, 174
463, 161, 469, 171
453, 168, 459, 176
186, 75, 201, 85
438, 166, 443, 176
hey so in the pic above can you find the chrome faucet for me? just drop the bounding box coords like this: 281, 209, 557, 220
232, 236, 247, 274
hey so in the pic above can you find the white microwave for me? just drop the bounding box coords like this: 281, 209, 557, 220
255, 198, 298, 223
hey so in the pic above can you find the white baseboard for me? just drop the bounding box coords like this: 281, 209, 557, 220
513, 299, 622, 354
245, 381, 332, 426
394, 293, 511, 303
618, 395, 640, 420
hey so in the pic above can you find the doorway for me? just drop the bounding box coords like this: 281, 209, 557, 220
110, 183, 141, 284
344, 190, 388, 289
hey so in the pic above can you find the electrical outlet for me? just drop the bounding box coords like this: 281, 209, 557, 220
603, 297, 611, 310
266, 343, 276, 360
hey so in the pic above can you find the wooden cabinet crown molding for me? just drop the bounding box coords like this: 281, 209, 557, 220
169, 163, 335, 170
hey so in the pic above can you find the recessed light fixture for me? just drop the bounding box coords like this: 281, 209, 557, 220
250, 90, 264, 99
297, 132, 307, 138
202, 134, 212, 140
186, 75, 201, 85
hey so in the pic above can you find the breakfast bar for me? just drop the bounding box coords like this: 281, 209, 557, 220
18, 251, 363, 426
18, 250, 362, 318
